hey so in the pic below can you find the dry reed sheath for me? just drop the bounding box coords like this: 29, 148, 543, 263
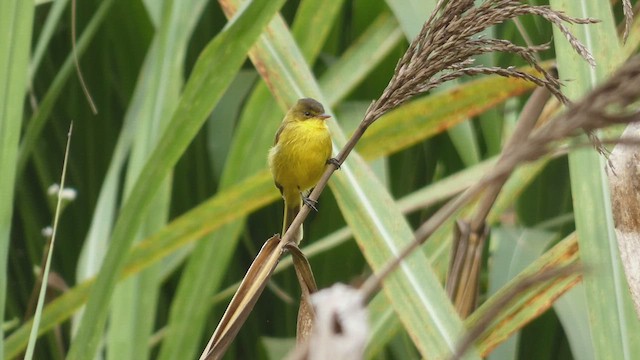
209, 1, 638, 358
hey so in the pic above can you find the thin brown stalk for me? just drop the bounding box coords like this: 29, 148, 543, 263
212, 1, 617, 356
444, 85, 552, 317
281, 0, 597, 248
450, 264, 583, 360
513, 17, 538, 59
470, 85, 552, 231
71, 0, 98, 114
360, 54, 640, 300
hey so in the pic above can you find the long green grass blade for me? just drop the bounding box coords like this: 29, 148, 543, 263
5, 283, 92, 360
448, 120, 481, 166
331, 152, 474, 359
17, 0, 116, 175
7, 123, 549, 359
11, 2, 630, 359
30, 0, 68, 78
468, 233, 580, 356
319, 12, 404, 104
65, 0, 286, 358
215, 4, 479, 359
387, 0, 482, 166
25, 124, 72, 360
106, 1, 208, 359
207, 71, 257, 179
358, 65, 545, 160
487, 227, 558, 360
384, 0, 430, 40
365, 294, 402, 359
291, 0, 346, 63
155, 1, 343, 357
4, 172, 275, 359
4, 64, 538, 357
554, 284, 595, 360
365, 157, 552, 357
0, 0, 34, 355
161, 1, 392, 359
550, 1, 640, 358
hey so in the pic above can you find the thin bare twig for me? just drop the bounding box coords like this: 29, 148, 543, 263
450, 264, 583, 360
211, 1, 618, 357
24, 123, 73, 359
513, 17, 538, 59
72, 0, 98, 114
443, 85, 553, 317
470, 85, 552, 231
280, 0, 597, 249
360, 55, 640, 300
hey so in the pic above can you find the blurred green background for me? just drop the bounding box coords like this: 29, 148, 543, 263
2, 0, 640, 359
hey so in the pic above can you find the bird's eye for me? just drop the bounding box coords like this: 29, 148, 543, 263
304, 111, 311, 117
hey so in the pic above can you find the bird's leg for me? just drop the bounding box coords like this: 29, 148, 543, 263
326, 157, 341, 169
301, 191, 319, 212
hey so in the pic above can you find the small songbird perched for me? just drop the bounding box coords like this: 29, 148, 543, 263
268, 98, 333, 243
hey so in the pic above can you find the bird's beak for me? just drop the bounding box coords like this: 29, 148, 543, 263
318, 114, 331, 120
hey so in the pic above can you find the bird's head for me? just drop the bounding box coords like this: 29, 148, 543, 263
289, 98, 331, 121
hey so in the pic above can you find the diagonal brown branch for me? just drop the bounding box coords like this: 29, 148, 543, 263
360, 55, 640, 300
280, 0, 597, 249
210, 1, 614, 357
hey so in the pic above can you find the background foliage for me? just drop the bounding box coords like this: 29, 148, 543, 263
2, 0, 640, 359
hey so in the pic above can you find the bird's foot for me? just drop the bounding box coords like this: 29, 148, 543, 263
302, 196, 319, 212
327, 157, 341, 169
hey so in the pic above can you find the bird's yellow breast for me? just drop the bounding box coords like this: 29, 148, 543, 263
268, 119, 332, 198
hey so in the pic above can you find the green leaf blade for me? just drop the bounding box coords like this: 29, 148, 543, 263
550, 1, 640, 359
0, 0, 34, 355
65, 0, 287, 358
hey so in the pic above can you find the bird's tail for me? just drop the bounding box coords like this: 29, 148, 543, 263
283, 198, 302, 243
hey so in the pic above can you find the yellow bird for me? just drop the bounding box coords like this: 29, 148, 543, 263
268, 98, 333, 243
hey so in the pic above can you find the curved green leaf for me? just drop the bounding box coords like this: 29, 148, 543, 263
65, 0, 287, 358
155, 0, 345, 357
468, 233, 580, 356
17, 0, 116, 175
0, 0, 34, 355
4, 65, 539, 358
551, 1, 640, 358
358, 65, 546, 160
212, 2, 479, 358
